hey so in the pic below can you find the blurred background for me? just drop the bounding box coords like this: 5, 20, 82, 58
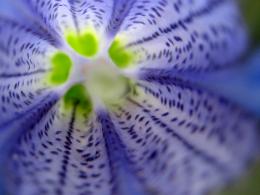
0, 0, 259, 194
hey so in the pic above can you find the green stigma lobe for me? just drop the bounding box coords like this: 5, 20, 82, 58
49, 52, 72, 85
67, 31, 99, 57
63, 84, 92, 114
109, 39, 134, 69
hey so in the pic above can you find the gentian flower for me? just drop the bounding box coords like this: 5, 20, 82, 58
0, 0, 259, 195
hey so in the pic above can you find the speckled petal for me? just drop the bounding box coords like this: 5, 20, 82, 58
15, 0, 76, 42
107, 73, 259, 195
107, 0, 136, 37
4, 103, 111, 195
97, 111, 147, 195
0, 19, 64, 190
0, 91, 59, 194
112, 0, 247, 71
0, 17, 61, 127
16, 0, 116, 43
4, 101, 148, 195
68, 0, 113, 35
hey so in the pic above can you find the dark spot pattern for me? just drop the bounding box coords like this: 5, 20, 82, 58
6, 104, 112, 195
68, 0, 113, 32
98, 111, 147, 195
19, 0, 114, 38
108, 76, 258, 194
116, 0, 247, 71
0, 17, 57, 127
19, 0, 76, 40
4, 73, 257, 194
107, 0, 137, 36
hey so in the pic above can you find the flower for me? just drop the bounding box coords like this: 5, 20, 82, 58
0, 0, 259, 195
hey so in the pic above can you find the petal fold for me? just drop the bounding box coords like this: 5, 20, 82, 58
0, 92, 59, 194
97, 111, 147, 195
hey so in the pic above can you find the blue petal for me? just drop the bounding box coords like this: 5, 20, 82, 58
0, 17, 61, 127
4, 104, 112, 194
4, 102, 147, 195
114, 0, 247, 71
0, 92, 59, 194
107, 73, 259, 194
0, 17, 62, 192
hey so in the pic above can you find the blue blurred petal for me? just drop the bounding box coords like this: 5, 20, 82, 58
0, 0, 21, 20
182, 49, 260, 116
0, 1, 13, 14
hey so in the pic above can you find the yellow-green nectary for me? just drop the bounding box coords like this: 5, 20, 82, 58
49, 52, 72, 85
66, 30, 99, 57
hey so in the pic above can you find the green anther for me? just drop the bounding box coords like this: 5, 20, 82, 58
67, 30, 99, 57
63, 84, 92, 114
49, 52, 72, 85
109, 39, 134, 69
